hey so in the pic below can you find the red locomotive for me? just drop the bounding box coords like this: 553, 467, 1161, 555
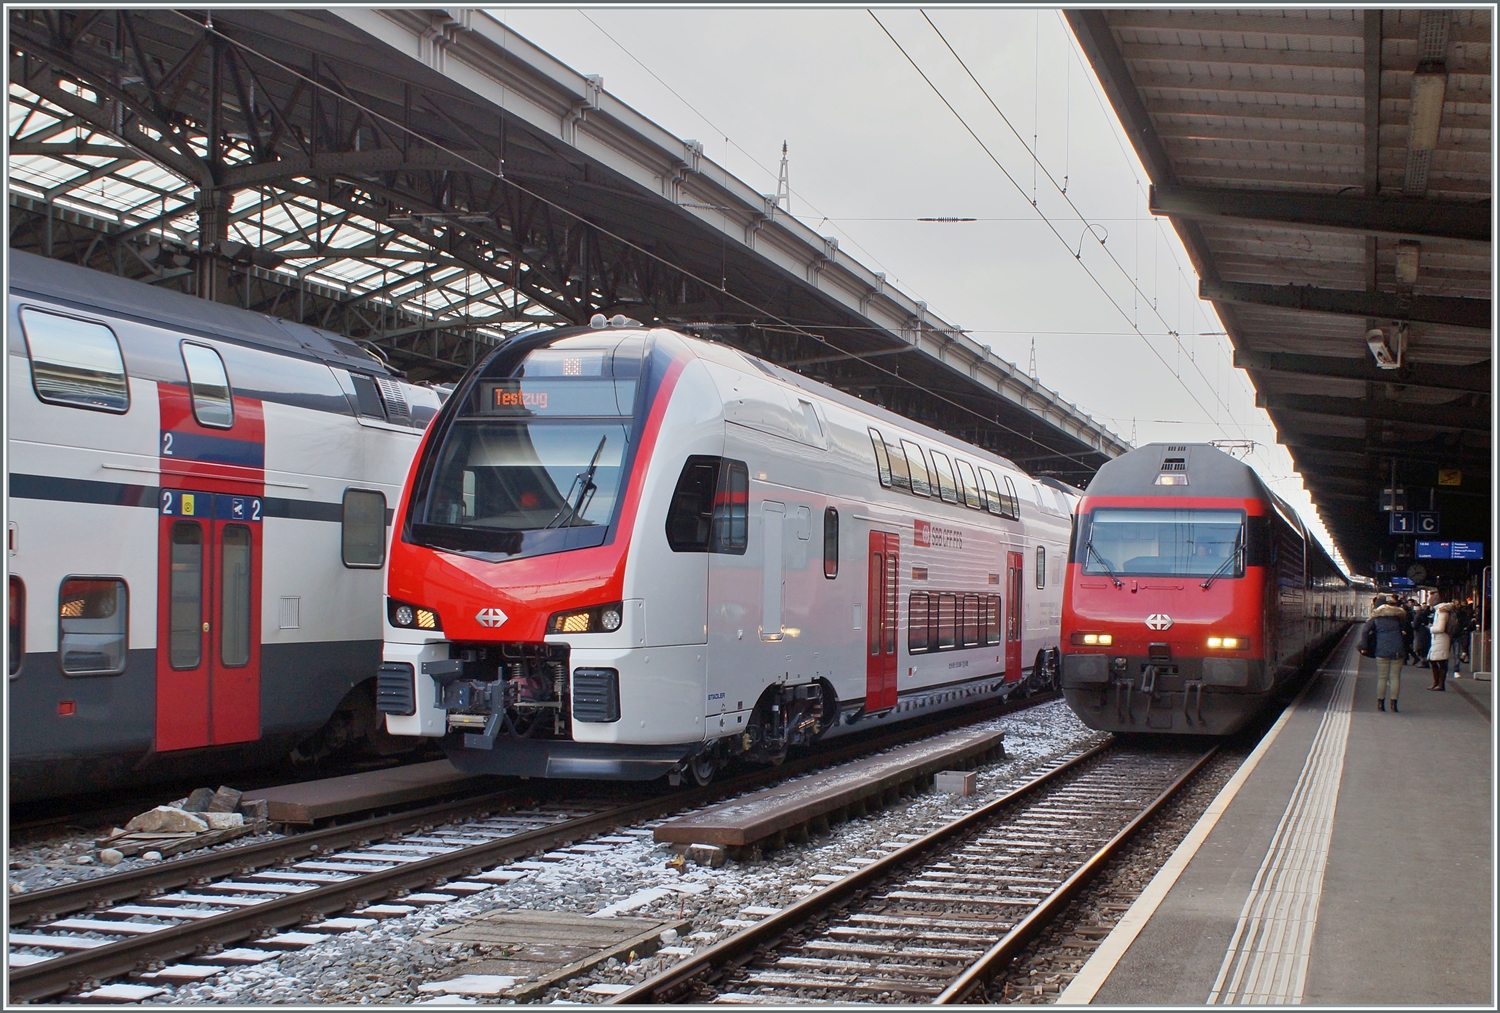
1060, 443, 1358, 734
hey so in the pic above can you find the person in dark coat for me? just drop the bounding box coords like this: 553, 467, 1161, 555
1360, 596, 1410, 712
1413, 604, 1434, 668
1401, 598, 1418, 665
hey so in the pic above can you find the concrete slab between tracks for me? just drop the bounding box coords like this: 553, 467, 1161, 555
1060, 634, 1493, 1006
653, 726, 1004, 848
239, 760, 490, 823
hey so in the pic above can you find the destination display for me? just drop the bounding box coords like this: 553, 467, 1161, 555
1415, 541, 1485, 560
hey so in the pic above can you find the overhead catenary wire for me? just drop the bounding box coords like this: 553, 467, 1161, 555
916, 10, 1248, 441
867, 10, 1228, 440
171, 11, 1109, 468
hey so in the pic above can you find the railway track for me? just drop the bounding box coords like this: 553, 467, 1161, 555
7, 690, 1060, 1003
612, 738, 1216, 1004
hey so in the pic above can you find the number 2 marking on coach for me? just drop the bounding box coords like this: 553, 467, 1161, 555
251, 499, 262, 521
161, 432, 174, 456
161, 490, 173, 514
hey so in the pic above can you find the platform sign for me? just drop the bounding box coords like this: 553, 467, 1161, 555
1417, 511, 1440, 535
1416, 541, 1450, 559
1452, 542, 1484, 560
1390, 577, 1415, 588
1389, 511, 1414, 535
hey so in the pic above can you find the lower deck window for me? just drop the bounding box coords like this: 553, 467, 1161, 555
9, 577, 24, 676
59, 577, 127, 675
910, 591, 1003, 653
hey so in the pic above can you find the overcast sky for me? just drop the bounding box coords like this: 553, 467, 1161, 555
491, 6, 1347, 568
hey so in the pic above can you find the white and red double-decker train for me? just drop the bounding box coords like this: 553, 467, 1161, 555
7, 251, 442, 801
380, 320, 1078, 784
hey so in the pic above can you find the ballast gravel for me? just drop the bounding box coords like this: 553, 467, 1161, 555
10, 701, 1098, 1005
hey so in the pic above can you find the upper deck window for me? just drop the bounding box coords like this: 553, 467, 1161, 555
1081, 508, 1245, 579
901, 440, 931, 497
182, 342, 234, 428
20, 308, 129, 413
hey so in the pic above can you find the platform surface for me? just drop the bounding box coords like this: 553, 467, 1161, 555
239, 759, 489, 822
1067, 635, 1492, 1006
654, 726, 1004, 847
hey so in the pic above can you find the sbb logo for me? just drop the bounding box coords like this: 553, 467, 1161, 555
914, 519, 930, 547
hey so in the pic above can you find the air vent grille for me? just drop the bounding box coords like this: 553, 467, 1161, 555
1166, 445, 1188, 452
572, 668, 620, 723
376, 662, 416, 716
1160, 458, 1187, 472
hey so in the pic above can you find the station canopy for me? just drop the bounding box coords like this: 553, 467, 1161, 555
1070, 9, 1491, 578
7, 8, 1129, 484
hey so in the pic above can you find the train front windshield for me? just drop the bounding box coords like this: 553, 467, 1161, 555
1081, 508, 1244, 578
410, 339, 644, 556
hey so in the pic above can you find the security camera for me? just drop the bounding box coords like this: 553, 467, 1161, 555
1366, 328, 1402, 370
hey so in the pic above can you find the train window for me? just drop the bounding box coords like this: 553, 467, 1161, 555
909, 592, 929, 652
886, 435, 912, 491
868, 429, 893, 487
9, 577, 24, 677
181, 343, 234, 428
962, 594, 981, 647
978, 468, 1003, 516
342, 489, 387, 568
823, 507, 839, 579
220, 526, 252, 667
712, 461, 749, 554
349, 373, 387, 419
900, 441, 932, 497
20, 308, 129, 413
955, 459, 984, 510
168, 524, 202, 670
59, 577, 128, 676
929, 451, 960, 504
1003, 476, 1022, 520
667, 457, 719, 551
936, 593, 957, 649
985, 595, 1002, 645
1036, 546, 1046, 589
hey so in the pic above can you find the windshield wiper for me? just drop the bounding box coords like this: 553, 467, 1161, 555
545, 435, 607, 530
1085, 541, 1122, 588
1200, 533, 1244, 589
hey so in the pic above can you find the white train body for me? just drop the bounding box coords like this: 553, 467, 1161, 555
6, 251, 441, 800
381, 325, 1076, 781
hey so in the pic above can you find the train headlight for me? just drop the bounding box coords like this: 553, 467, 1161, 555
548, 603, 625, 635
1071, 632, 1113, 646
388, 598, 442, 632
1207, 636, 1245, 649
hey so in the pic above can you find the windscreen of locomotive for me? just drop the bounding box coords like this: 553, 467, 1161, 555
427, 342, 641, 531
1084, 509, 1245, 578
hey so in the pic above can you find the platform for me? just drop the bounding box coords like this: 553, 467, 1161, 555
1060, 633, 1492, 1006
653, 726, 1005, 848
239, 760, 491, 824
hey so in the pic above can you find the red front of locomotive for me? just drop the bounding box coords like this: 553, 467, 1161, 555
376, 326, 703, 778
1060, 448, 1279, 734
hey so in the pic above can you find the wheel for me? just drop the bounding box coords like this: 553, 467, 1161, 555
689, 751, 717, 787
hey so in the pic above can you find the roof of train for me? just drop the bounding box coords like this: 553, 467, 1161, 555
8, 250, 391, 375
1083, 443, 1270, 503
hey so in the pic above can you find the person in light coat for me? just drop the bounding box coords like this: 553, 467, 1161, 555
1427, 599, 1459, 692
1361, 596, 1411, 712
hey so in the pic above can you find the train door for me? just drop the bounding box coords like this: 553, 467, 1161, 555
866, 531, 899, 711
156, 491, 262, 751
761, 501, 785, 640
1005, 550, 1024, 682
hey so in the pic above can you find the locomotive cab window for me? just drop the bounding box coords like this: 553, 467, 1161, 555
342, 489, 388, 568
666, 456, 748, 554
58, 577, 127, 676
1080, 508, 1245, 579
823, 507, 839, 578
9, 576, 24, 677
1036, 546, 1046, 588
20, 308, 129, 413
181, 342, 233, 428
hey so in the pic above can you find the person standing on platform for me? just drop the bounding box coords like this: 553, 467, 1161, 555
1428, 598, 1458, 691
1414, 601, 1434, 670
1361, 595, 1411, 712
